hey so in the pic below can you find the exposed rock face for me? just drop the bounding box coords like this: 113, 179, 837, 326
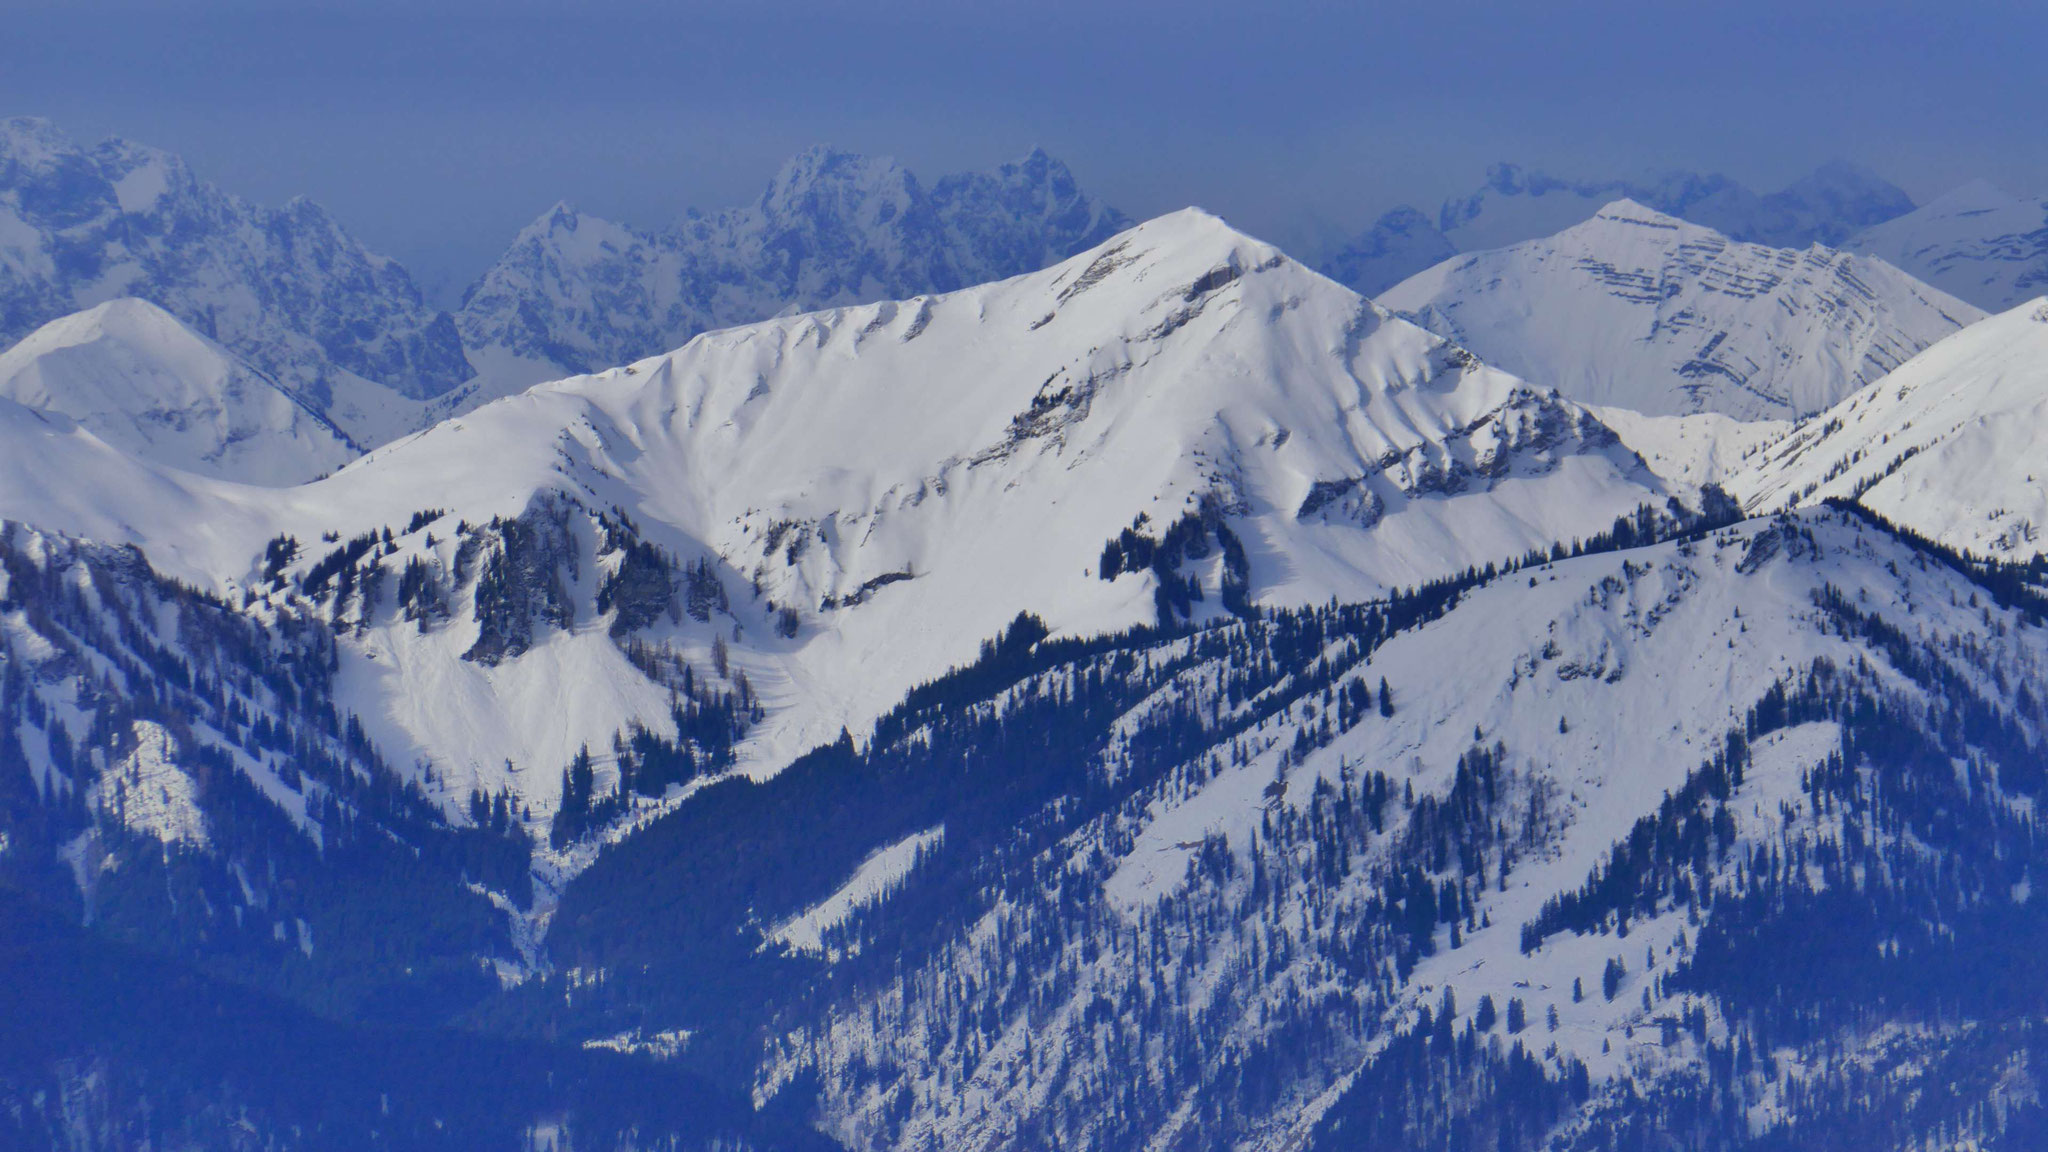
454, 146, 1132, 394
0, 117, 468, 415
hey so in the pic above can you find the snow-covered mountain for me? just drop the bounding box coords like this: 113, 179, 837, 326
1844, 180, 2048, 312
0, 209, 1671, 817
1379, 201, 1982, 421
0, 118, 468, 445
1322, 161, 1917, 301
452, 146, 1131, 401
567, 503, 2048, 1152
1733, 297, 2048, 559
0, 298, 356, 484
8, 200, 2048, 1149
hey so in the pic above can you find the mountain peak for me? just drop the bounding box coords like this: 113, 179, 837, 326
1318, 205, 1458, 298
762, 147, 917, 202
1585, 197, 1691, 229
1115, 207, 1289, 275
460, 145, 1133, 392
0, 117, 470, 429
1381, 201, 1981, 420
0, 297, 356, 484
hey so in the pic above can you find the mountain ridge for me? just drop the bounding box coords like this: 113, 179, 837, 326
1321, 160, 1918, 297
450, 144, 1133, 402
1377, 199, 1982, 420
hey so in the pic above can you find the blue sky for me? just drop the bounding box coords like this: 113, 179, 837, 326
7, 0, 2042, 299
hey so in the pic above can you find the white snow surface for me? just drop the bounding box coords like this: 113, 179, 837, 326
771, 825, 944, 956
1845, 181, 2048, 313
0, 299, 357, 485
1590, 405, 1790, 490
92, 720, 208, 848
0, 209, 1676, 812
1732, 297, 2048, 560
1381, 201, 1982, 421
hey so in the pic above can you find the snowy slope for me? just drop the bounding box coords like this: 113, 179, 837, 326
1379, 201, 1982, 420
0, 209, 1672, 814
1585, 405, 1789, 489
453, 146, 1130, 402
0, 299, 357, 485
0, 393, 279, 578
1732, 298, 2048, 559
308, 210, 1674, 794
1844, 180, 2048, 312
0, 118, 469, 439
729, 505, 2048, 1152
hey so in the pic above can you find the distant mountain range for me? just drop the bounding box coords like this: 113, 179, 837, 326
0, 298, 356, 484
1322, 160, 1921, 297
451, 145, 1131, 403
0, 117, 467, 448
6, 114, 2041, 457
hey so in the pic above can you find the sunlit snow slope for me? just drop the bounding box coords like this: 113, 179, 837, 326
1381, 201, 1981, 421
1733, 298, 2048, 560
0, 299, 357, 485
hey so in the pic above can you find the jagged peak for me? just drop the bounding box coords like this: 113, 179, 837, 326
543, 199, 584, 228
0, 114, 77, 160
762, 146, 917, 199
994, 146, 1073, 182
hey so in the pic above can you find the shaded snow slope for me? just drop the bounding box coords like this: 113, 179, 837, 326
0, 299, 357, 485
1732, 298, 2048, 559
1844, 180, 2048, 313
0, 394, 277, 582
1380, 201, 1981, 420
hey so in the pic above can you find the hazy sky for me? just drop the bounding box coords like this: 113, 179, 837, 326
7, 0, 2043, 301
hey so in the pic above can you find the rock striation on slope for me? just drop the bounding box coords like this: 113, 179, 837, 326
1378, 201, 1981, 421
